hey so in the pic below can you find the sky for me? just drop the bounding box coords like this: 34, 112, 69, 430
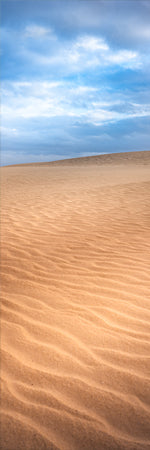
1, 0, 150, 165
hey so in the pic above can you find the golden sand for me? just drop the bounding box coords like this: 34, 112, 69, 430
1, 151, 150, 449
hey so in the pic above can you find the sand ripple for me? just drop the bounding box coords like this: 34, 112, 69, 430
1, 151, 150, 449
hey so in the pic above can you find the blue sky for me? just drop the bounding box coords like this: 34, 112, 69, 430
1, 0, 150, 165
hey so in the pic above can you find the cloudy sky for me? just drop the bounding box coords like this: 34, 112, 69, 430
1, 0, 150, 165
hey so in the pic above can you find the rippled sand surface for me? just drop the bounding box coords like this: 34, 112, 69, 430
1, 151, 150, 450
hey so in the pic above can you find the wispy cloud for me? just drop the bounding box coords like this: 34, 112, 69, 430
76, 36, 109, 52
0, 126, 18, 135
2, 80, 150, 125
22, 32, 141, 72
2, 24, 142, 74
24, 24, 53, 39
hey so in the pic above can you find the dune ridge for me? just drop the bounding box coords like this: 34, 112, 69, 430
1, 151, 150, 449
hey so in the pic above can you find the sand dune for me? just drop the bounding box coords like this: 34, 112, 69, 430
1, 151, 150, 450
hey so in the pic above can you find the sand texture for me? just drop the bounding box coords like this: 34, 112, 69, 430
1, 151, 150, 450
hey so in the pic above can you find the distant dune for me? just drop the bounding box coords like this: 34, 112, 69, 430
1, 151, 150, 450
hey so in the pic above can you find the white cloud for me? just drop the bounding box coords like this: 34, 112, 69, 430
2, 97, 64, 119
107, 50, 141, 68
18, 29, 141, 73
76, 36, 109, 51
61, 37, 141, 73
71, 86, 98, 95
2, 22, 142, 74
13, 81, 32, 88
92, 100, 122, 107
0, 126, 18, 135
24, 24, 53, 39
85, 104, 150, 126
1, 80, 150, 128
11, 81, 62, 97
64, 35, 109, 71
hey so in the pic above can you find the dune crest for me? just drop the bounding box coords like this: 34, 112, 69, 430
1, 151, 150, 450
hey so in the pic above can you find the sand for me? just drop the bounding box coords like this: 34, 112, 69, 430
1, 150, 150, 450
